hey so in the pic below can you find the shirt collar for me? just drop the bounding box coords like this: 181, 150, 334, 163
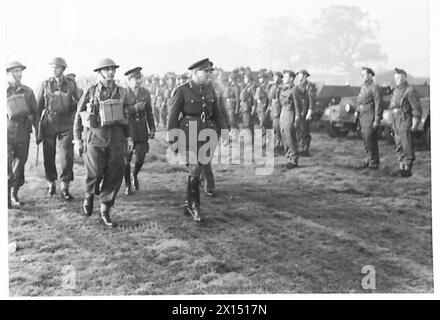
8, 81, 23, 91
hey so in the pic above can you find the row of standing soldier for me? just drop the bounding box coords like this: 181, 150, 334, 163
6, 58, 423, 226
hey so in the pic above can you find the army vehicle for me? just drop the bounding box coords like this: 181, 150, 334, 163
321, 95, 361, 137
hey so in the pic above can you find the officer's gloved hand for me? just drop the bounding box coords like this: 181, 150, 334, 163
73, 140, 84, 157
126, 138, 134, 153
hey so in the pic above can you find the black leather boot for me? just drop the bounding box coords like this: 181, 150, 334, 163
100, 203, 113, 227
83, 194, 94, 216
189, 176, 202, 222
60, 182, 73, 201
183, 177, 192, 217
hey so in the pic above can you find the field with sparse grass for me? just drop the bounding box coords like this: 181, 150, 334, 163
8, 126, 432, 296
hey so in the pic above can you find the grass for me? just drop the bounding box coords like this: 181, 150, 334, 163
8, 128, 432, 295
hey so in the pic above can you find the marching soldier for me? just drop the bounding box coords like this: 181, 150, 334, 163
66, 73, 84, 99
168, 58, 226, 222
123, 67, 156, 195
269, 71, 283, 151
73, 58, 135, 227
279, 70, 300, 169
295, 69, 316, 156
356, 67, 382, 169
389, 68, 423, 177
37, 57, 80, 200
6, 61, 39, 208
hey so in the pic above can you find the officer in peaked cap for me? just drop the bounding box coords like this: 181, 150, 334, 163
6, 61, 39, 208
73, 58, 135, 227
356, 66, 382, 169
295, 69, 317, 156
122, 67, 156, 195
389, 67, 422, 177
36, 57, 80, 201
167, 58, 227, 222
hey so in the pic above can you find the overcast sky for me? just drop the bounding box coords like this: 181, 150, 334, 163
5, 0, 429, 87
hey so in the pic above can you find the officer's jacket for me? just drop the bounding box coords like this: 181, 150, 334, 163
73, 81, 134, 143
7, 82, 39, 142
239, 83, 254, 112
295, 80, 317, 116
279, 84, 300, 116
389, 81, 422, 119
357, 79, 382, 119
37, 76, 80, 129
127, 86, 156, 142
254, 82, 269, 113
224, 83, 240, 112
168, 80, 227, 135
269, 83, 282, 118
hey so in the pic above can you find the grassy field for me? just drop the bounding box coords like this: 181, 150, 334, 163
8, 128, 432, 296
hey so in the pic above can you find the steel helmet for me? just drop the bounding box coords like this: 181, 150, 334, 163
6, 61, 26, 72
49, 57, 67, 68
93, 58, 120, 72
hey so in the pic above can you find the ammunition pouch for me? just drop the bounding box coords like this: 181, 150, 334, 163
99, 99, 126, 126
7, 94, 30, 119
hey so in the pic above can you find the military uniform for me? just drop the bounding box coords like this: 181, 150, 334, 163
37, 59, 80, 199
357, 69, 382, 168
254, 75, 270, 145
155, 78, 168, 128
151, 76, 161, 125
279, 78, 299, 167
168, 58, 226, 221
389, 68, 422, 176
269, 77, 282, 150
239, 79, 255, 135
224, 78, 240, 129
6, 62, 39, 207
295, 74, 316, 155
73, 58, 135, 225
123, 67, 156, 193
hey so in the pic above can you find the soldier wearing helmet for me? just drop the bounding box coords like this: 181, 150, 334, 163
73, 58, 135, 227
123, 67, 156, 195
254, 72, 270, 147
295, 69, 317, 157
36, 57, 80, 201
223, 73, 240, 130
6, 61, 39, 208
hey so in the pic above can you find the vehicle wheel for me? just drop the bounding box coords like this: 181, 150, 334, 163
424, 125, 430, 149
327, 122, 348, 137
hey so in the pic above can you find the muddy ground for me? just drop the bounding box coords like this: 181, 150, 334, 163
8, 128, 432, 295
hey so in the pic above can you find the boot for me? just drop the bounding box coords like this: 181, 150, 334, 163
286, 158, 298, 169
301, 144, 310, 157
95, 180, 101, 195
83, 194, 94, 217
400, 163, 412, 178
100, 203, 113, 227
60, 182, 73, 201
184, 176, 202, 222
132, 162, 143, 190
183, 179, 192, 217
47, 181, 56, 197
11, 186, 24, 206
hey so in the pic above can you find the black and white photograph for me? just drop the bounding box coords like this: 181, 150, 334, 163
2, 0, 437, 300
